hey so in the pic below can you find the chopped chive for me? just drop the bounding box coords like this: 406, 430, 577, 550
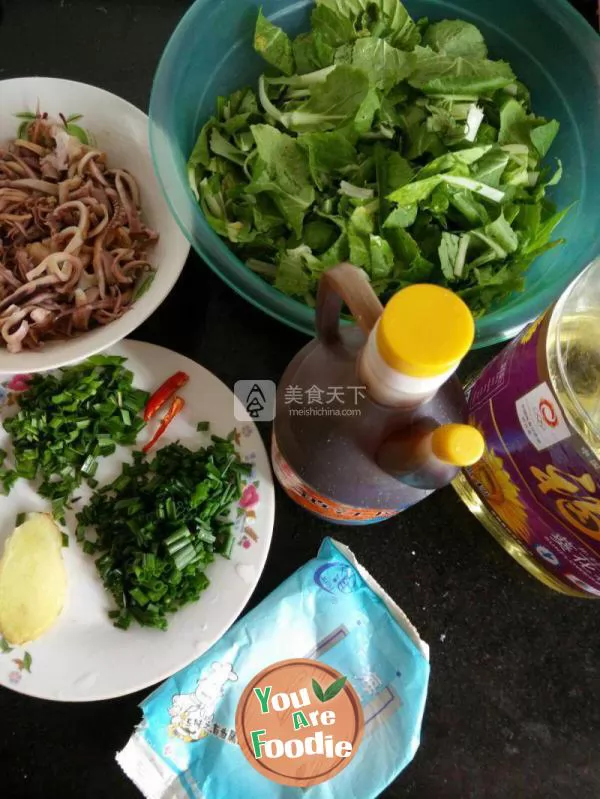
75, 433, 248, 631
218, 532, 235, 559
174, 544, 198, 570
1, 358, 147, 516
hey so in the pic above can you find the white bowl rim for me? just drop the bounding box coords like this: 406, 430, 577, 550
0, 76, 190, 374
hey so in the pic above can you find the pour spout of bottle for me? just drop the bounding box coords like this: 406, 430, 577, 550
376, 419, 484, 491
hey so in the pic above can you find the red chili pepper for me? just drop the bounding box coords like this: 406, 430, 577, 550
143, 395, 185, 453
144, 371, 189, 421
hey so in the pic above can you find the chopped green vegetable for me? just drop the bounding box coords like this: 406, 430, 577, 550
187, 0, 568, 318
1, 357, 148, 518
254, 8, 295, 76
76, 433, 249, 630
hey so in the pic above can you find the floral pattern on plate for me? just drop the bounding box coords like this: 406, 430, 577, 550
236, 450, 261, 549
0, 638, 33, 684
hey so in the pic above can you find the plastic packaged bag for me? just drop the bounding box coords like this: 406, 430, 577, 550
118, 538, 429, 798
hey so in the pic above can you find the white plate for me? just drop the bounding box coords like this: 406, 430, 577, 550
0, 77, 190, 374
0, 340, 274, 701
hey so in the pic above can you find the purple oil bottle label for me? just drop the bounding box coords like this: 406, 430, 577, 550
464, 313, 600, 597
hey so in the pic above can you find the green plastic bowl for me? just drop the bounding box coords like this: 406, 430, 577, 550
150, 0, 600, 348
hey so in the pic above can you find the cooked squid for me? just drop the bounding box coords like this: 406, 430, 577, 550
0, 112, 158, 352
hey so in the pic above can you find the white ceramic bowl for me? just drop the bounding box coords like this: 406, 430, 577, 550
0, 77, 190, 374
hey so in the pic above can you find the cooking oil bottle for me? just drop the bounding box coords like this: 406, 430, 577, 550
454, 258, 600, 597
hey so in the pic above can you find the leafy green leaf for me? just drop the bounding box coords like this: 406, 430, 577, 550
349, 37, 414, 92
387, 174, 443, 204
416, 144, 492, 178
386, 152, 414, 192
498, 98, 532, 146
449, 190, 489, 225
189, 119, 213, 168
438, 231, 461, 280
248, 179, 313, 237
311, 3, 356, 47
249, 125, 315, 234
275, 245, 321, 296
399, 102, 444, 159
408, 47, 515, 97
369, 234, 395, 278
353, 87, 381, 135
293, 31, 335, 73
384, 223, 419, 264
298, 131, 357, 190
530, 119, 560, 157
316, 0, 420, 50
320, 230, 350, 266
523, 205, 571, 254
22, 651, 32, 673
544, 159, 563, 188
383, 204, 417, 229
254, 8, 295, 75
498, 101, 559, 162
283, 65, 370, 131
422, 20, 487, 59
471, 147, 509, 187
304, 219, 338, 250
251, 125, 311, 188
348, 226, 371, 267
471, 211, 519, 259
210, 128, 246, 166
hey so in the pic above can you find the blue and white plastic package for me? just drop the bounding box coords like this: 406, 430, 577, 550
118, 538, 430, 798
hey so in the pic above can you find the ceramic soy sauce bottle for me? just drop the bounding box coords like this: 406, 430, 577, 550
272, 263, 483, 524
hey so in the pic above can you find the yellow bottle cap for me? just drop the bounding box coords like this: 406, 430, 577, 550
376, 285, 475, 378
431, 424, 485, 467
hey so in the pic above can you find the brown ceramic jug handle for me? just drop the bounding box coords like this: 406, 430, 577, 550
316, 263, 384, 346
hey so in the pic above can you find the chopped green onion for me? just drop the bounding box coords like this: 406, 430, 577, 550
81, 455, 98, 477
75, 429, 247, 631
217, 531, 235, 559
173, 544, 198, 570
1, 358, 148, 515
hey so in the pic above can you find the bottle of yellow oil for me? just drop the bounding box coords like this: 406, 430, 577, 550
454, 258, 600, 598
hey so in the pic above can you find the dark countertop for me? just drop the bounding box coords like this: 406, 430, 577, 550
1, 1, 599, 798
